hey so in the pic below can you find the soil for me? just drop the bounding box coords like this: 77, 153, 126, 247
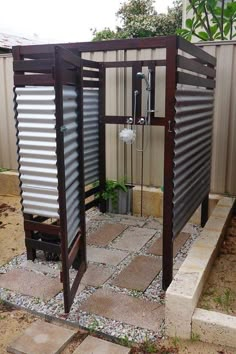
0, 302, 35, 353
0, 196, 25, 267
199, 213, 236, 315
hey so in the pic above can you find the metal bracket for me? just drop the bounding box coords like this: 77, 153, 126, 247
60, 125, 67, 133
168, 120, 172, 133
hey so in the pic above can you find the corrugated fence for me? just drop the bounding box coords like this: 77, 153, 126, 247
0, 41, 236, 195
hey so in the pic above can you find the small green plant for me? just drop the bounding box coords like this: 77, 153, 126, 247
130, 289, 142, 298
94, 178, 128, 211
142, 336, 158, 353
119, 335, 133, 348
191, 332, 200, 342
88, 318, 100, 333
214, 288, 235, 313
172, 334, 181, 348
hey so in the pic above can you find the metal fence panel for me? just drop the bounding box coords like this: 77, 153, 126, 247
15, 86, 59, 218
173, 88, 214, 236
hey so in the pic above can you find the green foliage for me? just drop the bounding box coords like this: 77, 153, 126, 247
101, 179, 128, 211
118, 335, 133, 347
190, 332, 200, 342
0, 168, 9, 172
92, 0, 182, 41
177, 0, 236, 41
214, 288, 235, 313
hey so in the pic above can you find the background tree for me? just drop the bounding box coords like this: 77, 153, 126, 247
178, 0, 236, 41
92, 0, 182, 41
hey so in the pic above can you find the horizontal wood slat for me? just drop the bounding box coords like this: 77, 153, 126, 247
83, 69, 99, 78
24, 220, 61, 235
14, 73, 54, 86
177, 71, 215, 89
13, 59, 54, 73
177, 55, 216, 78
178, 36, 216, 66
104, 60, 166, 68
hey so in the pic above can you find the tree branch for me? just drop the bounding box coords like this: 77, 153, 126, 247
189, 0, 210, 36
203, 3, 213, 40
221, 0, 225, 39
208, 4, 223, 39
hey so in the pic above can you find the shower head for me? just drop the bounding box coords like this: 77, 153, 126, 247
136, 71, 150, 90
136, 72, 145, 79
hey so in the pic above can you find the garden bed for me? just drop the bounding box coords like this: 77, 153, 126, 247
199, 211, 236, 315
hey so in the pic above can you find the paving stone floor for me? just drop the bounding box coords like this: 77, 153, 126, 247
0, 210, 200, 342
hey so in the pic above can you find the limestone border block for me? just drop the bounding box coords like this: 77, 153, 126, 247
165, 197, 235, 339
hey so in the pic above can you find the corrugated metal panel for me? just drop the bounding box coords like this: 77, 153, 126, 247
63, 86, 80, 247
15, 86, 59, 218
173, 88, 214, 236
83, 88, 99, 185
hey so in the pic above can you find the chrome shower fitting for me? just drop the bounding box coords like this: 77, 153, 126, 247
136, 71, 151, 91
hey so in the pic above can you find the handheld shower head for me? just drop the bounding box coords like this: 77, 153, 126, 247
136, 72, 145, 79
136, 71, 150, 90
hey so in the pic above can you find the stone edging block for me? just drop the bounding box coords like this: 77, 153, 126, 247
165, 197, 235, 339
192, 308, 236, 348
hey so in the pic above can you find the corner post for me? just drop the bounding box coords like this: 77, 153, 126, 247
162, 36, 178, 290
99, 64, 106, 213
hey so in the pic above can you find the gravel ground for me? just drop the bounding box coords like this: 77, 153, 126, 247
0, 208, 201, 343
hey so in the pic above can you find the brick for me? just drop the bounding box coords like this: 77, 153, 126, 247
80, 288, 164, 332
87, 224, 127, 246
111, 255, 161, 291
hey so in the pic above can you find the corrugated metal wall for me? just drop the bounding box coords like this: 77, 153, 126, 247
1, 41, 236, 194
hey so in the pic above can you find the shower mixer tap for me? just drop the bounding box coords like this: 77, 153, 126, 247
127, 117, 133, 124
138, 117, 145, 125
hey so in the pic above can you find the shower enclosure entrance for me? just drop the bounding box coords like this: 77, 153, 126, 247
13, 36, 216, 312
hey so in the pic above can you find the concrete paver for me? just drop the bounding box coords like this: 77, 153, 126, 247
81, 264, 114, 287
87, 246, 129, 266
73, 335, 130, 354
111, 255, 162, 291
87, 224, 127, 247
7, 320, 75, 354
0, 269, 62, 301
80, 288, 164, 332
112, 227, 156, 252
148, 232, 190, 257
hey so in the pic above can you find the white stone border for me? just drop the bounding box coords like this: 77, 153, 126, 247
165, 197, 235, 339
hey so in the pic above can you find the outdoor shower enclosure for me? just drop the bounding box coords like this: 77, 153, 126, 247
13, 35, 216, 312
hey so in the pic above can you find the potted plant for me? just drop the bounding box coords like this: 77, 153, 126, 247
96, 179, 133, 214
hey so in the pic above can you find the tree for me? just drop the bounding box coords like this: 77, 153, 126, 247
92, 0, 182, 41
177, 0, 236, 41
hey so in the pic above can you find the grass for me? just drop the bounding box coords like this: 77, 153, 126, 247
88, 318, 100, 333
214, 288, 235, 313
118, 335, 133, 348
191, 332, 200, 342
0, 168, 9, 173
172, 335, 181, 348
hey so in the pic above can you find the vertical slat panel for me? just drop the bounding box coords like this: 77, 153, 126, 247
226, 45, 236, 194
207, 45, 233, 193
0, 55, 17, 169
